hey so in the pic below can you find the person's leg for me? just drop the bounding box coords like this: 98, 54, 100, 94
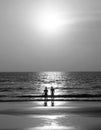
51, 96, 54, 106
44, 95, 47, 106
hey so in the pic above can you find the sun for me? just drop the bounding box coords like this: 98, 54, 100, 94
39, 12, 61, 33
36, 9, 65, 34
30, 6, 75, 35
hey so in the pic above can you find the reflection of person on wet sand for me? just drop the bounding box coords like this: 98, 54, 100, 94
44, 87, 48, 106
51, 86, 55, 106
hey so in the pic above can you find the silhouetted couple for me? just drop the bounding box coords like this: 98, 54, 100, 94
44, 86, 55, 106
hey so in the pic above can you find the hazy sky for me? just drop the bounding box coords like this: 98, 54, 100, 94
0, 0, 101, 71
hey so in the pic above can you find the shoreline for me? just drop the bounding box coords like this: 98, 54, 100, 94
0, 99, 101, 102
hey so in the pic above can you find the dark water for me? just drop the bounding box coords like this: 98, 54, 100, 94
0, 72, 101, 101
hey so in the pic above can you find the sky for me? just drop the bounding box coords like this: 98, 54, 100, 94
0, 0, 101, 72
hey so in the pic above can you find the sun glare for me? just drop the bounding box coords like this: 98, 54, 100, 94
36, 9, 66, 34
29, 3, 77, 36
39, 12, 62, 33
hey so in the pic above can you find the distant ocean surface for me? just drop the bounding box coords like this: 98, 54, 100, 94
0, 72, 101, 101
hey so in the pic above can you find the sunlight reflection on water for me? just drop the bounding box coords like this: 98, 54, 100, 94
37, 115, 65, 119
37, 101, 66, 107
26, 122, 75, 130
29, 114, 65, 120
39, 71, 65, 95
32, 124, 75, 130
27, 109, 76, 130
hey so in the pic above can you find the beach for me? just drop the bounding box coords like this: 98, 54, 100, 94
0, 72, 101, 130
0, 101, 101, 130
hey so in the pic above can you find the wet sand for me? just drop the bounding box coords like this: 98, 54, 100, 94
0, 101, 101, 130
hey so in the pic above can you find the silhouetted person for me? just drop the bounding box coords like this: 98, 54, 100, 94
51, 86, 55, 99
44, 87, 48, 106
50, 86, 55, 106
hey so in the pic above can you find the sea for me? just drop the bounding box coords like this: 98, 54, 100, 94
0, 72, 101, 101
